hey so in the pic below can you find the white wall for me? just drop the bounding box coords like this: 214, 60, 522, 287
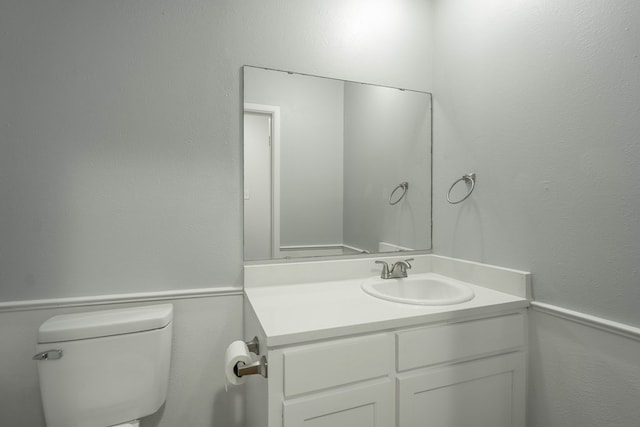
0, 0, 434, 426
343, 83, 432, 253
244, 67, 345, 248
430, 0, 640, 425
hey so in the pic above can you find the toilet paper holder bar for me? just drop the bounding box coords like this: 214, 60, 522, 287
234, 355, 268, 379
245, 336, 260, 355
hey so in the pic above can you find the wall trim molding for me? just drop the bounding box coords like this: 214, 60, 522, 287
0, 286, 243, 313
530, 301, 640, 342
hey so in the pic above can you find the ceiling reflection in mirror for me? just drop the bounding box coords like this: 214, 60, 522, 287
243, 66, 432, 261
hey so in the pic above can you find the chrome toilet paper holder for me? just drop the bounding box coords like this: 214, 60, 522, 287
234, 355, 268, 379
234, 336, 268, 379
245, 336, 260, 355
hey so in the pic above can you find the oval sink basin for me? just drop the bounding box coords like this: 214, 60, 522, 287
361, 273, 475, 306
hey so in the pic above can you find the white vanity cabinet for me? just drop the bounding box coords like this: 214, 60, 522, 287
245, 309, 527, 427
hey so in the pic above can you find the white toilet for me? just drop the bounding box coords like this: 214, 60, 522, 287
34, 304, 173, 427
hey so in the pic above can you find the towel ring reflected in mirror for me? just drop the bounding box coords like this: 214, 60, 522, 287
447, 173, 476, 204
389, 182, 409, 205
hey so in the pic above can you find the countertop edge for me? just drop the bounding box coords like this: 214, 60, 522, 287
263, 299, 530, 348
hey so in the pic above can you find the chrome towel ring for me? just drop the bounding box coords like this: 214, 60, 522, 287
389, 182, 409, 205
447, 173, 476, 204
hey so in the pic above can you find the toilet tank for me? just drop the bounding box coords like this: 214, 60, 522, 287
35, 304, 173, 427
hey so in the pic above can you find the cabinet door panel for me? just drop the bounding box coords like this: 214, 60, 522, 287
303, 404, 374, 427
398, 353, 525, 427
283, 379, 394, 427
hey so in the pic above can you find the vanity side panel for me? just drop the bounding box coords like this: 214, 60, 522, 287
244, 298, 270, 427
267, 349, 286, 427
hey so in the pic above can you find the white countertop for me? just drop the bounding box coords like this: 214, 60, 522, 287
245, 276, 529, 347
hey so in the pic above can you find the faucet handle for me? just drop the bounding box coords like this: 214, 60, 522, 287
375, 260, 390, 279
402, 258, 414, 268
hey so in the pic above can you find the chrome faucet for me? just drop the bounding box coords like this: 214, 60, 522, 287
375, 258, 414, 279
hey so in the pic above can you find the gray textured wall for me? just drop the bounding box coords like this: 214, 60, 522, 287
432, 0, 640, 333
0, 0, 434, 302
431, 1, 640, 425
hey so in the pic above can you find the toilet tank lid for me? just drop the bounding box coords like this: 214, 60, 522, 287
38, 304, 173, 343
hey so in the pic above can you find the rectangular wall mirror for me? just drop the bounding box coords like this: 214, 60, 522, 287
243, 66, 432, 261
